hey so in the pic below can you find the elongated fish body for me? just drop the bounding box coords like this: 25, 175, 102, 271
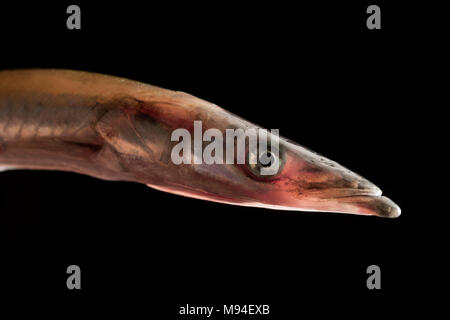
0, 69, 400, 218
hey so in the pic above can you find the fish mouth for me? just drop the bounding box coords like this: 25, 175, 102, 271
304, 184, 401, 218
284, 186, 400, 218
283, 173, 401, 218
326, 193, 401, 218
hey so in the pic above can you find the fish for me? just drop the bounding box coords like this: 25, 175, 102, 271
0, 69, 400, 218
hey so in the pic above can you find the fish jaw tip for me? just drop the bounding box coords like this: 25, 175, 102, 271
374, 196, 401, 218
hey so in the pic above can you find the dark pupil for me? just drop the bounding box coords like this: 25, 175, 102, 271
260, 152, 273, 168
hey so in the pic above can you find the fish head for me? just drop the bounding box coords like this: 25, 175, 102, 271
127, 91, 400, 218
239, 136, 401, 218
146, 122, 400, 218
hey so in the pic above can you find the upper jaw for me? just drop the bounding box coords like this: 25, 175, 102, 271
305, 185, 382, 199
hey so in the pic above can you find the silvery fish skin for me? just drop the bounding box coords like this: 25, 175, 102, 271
0, 69, 400, 218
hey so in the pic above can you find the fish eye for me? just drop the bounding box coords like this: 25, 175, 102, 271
247, 145, 285, 179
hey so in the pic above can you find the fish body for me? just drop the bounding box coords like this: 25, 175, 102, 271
0, 69, 400, 218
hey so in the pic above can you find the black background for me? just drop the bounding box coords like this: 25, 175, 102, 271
0, 1, 443, 317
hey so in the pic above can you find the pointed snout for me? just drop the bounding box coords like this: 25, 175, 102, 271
308, 159, 401, 218
276, 144, 401, 218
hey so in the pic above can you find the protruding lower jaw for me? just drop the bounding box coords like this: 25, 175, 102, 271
311, 184, 401, 218
257, 193, 401, 218
326, 194, 401, 218
292, 184, 401, 218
